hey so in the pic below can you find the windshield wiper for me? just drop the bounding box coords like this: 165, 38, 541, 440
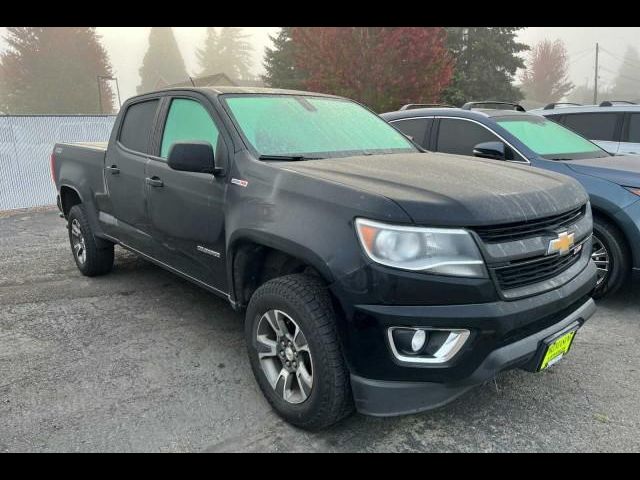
259, 154, 324, 161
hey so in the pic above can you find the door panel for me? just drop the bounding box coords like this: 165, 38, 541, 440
146, 97, 228, 292
103, 99, 160, 249
593, 140, 621, 154
145, 160, 227, 291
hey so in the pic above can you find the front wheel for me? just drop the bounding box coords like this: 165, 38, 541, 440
591, 217, 630, 298
245, 274, 354, 430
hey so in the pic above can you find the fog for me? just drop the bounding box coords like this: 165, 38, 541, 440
0, 27, 638, 106
517, 27, 640, 92
97, 27, 279, 101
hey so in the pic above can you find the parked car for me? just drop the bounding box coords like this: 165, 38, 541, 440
381, 101, 640, 297
531, 101, 640, 155
51, 88, 596, 430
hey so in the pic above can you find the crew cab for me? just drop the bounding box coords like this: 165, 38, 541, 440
51, 88, 596, 430
382, 101, 640, 298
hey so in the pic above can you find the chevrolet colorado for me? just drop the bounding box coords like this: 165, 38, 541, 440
52, 87, 597, 430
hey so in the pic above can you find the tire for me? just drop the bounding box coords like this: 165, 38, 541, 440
592, 217, 630, 298
67, 204, 114, 277
245, 274, 354, 430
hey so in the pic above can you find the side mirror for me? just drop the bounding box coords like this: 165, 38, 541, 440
167, 142, 217, 174
473, 141, 506, 161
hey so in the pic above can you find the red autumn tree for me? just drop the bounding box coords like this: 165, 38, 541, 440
290, 27, 454, 112
519, 39, 574, 104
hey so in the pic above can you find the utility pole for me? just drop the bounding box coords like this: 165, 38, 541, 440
97, 75, 103, 114
97, 75, 122, 113
593, 43, 599, 105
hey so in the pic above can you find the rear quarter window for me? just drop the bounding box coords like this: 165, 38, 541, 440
627, 114, 640, 143
118, 99, 160, 154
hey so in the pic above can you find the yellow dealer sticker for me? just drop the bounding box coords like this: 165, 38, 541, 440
539, 330, 577, 371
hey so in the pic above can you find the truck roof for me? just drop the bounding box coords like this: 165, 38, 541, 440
150, 86, 340, 99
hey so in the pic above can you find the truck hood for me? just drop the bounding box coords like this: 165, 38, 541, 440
565, 154, 640, 188
277, 152, 588, 226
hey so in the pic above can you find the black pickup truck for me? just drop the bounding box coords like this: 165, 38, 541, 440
51, 87, 597, 430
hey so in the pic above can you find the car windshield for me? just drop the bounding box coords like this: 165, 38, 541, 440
223, 94, 417, 159
496, 115, 610, 160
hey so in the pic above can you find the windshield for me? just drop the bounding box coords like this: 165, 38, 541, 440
223, 95, 416, 159
496, 116, 609, 160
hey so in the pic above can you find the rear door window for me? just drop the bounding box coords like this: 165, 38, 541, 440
160, 98, 220, 158
389, 118, 432, 147
560, 113, 620, 141
118, 99, 160, 154
436, 118, 500, 156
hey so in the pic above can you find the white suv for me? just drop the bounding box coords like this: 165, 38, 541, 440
532, 101, 640, 155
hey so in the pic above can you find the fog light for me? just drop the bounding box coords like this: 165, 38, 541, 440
411, 329, 427, 352
388, 327, 470, 364
391, 328, 429, 355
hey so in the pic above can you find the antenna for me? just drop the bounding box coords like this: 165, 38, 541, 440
188, 76, 196, 87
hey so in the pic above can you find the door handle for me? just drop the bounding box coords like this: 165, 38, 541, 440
106, 165, 120, 175
145, 176, 164, 187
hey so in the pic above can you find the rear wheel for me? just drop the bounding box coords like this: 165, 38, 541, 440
592, 217, 629, 298
67, 204, 114, 277
245, 274, 354, 430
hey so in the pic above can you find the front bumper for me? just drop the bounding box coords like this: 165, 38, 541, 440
351, 298, 595, 416
343, 258, 597, 416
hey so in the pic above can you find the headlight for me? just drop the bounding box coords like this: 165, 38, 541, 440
355, 218, 487, 278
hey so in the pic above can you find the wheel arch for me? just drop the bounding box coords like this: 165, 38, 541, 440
59, 184, 83, 217
227, 229, 335, 309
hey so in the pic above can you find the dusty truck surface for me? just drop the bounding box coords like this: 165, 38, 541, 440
51, 87, 597, 430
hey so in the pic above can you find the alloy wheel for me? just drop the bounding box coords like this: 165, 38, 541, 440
591, 235, 610, 288
70, 219, 87, 265
255, 309, 313, 404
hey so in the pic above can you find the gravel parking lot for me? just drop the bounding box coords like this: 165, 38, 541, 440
1, 208, 639, 452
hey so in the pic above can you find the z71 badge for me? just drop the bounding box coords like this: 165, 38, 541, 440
231, 178, 248, 188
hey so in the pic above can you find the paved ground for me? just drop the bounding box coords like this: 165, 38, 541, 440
1, 209, 639, 452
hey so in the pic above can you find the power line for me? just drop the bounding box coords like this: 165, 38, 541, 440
600, 65, 640, 84
567, 47, 593, 60
567, 49, 593, 67
600, 47, 640, 70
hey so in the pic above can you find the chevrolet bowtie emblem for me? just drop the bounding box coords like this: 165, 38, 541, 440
548, 231, 575, 256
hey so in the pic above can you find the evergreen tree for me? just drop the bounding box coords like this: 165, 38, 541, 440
137, 27, 188, 94
262, 27, 307, 89
195, 27, 221, 77
0, 27, 115, 114
442, 27, 529, 106
610, 46, 640, 102
196, 27, 253, 81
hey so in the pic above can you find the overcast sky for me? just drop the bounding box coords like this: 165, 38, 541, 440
1, 27, 638, 103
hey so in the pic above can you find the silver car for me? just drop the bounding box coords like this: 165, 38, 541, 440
531, 101, 640, 155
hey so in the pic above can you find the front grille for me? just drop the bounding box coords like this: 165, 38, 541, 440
475, 205, 586, 243
493, 247, 583, 290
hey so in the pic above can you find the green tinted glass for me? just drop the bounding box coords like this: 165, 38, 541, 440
497, 117, 602, 156
224, 95, 414, 157
161, 99, 219, 158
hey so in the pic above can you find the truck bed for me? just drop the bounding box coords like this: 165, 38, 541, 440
52, 142, 108, 205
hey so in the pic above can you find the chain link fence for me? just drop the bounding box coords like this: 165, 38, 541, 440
0, 115, 116, 211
